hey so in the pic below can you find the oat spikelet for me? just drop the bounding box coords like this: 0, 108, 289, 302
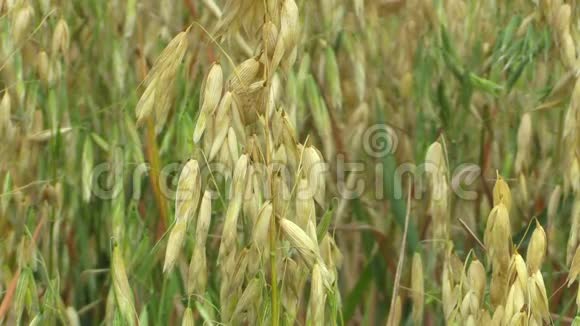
209, 92, 233, 160
484, 203, 511, 269
136, 29, 189, 132
503, 282, 524, 325
411, 252, 424, 324
528, 271, 550, 322
181, 307, 194, 326
231, 277, 262, 322
164, 160, 201, 273
0, 92, 14, 142
218, 154, 248, 264
526, 221, 547, 274
52, 18, 70, 56
281, 218, 319, 265
307, 263, 326, 326
302, 146, 327, 208
252, 201, 272, 256
425, 141, 450, 246
324, 46, 342, 111
514, 113, 532, 174
112, 244, 136, 326
508, 253, 528, 297
188, 190, 212, 295
194, 62, 224, 143
12, 3, 34, 45
567, 246, 580, 287
567, 199, 580, 264
493, 173, 512, 212
467, 258, 486, 303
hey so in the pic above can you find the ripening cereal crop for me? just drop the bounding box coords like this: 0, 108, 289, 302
2, 0, 580, 325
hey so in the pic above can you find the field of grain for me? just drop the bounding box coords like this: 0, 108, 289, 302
1, 0, 580, 325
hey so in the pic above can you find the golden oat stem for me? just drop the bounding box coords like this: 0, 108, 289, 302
515, 217, 537, 252
144, 79, 169, 240
458, 218, 487, 251
135, 21, 169, 238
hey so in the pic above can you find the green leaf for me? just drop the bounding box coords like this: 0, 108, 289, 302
317, 203, 334, 241
376, 106, 419, 254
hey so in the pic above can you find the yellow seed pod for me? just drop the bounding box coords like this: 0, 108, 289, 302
467, 258, 486, 301
526, 221, 547, 274
296, 178, 315, 229
560, 32, 577, 69
12, 4, 34, 44
0, 91, 13, 140
569, 159, 580, 193
231, 277, 261, 321
425, 141, 446, 173
411, 252, 424, 324
556, 4, 571, 33
187, 244, 207, 296
196, 191, 212, 247
252, 201, 272, 250
460, 291, 479, 318
229, 57, 261, 92
568, 246, 580, 287
112, 244, 136, 326
508, 312, 526, 325
484, 203, 511, 268
52, 18, 70, 55
508, 253, 528, 296
262, 20, 278, 57
209, 93, 233, 161
281, 0, 299, 47
503, 282, 524, 325
163, 220, 186, 273
493, 173, 512, 212
194, 63, 224, 142
528, 271, 550, 322
518, 174, 529, 208
218, 154, 249, 264
515, 113, 532, 174
280, 218, 319, 267
302, 146, 327, 208
175, 160, 202, 225
181, 307, 194, 326
319, 233, 343, 270
547, 186, 561, 223
36, 51, 53, 86
308, 263, 326, 326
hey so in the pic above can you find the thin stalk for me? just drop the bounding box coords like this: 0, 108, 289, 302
386, 181, 411, 326
265, 87, 280, 326
136, 19, 169, 240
